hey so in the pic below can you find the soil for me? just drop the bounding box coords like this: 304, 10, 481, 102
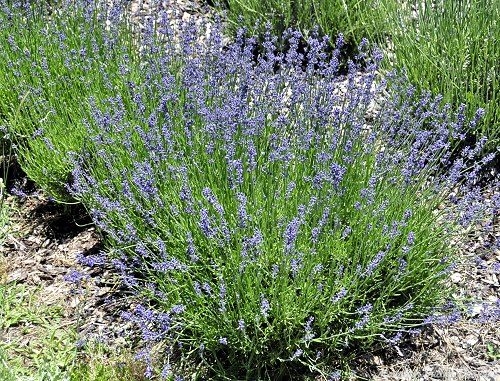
0, 193, 140, 345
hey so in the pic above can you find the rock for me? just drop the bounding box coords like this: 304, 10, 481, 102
464, 335, 479, 347
451, 272, 462, 283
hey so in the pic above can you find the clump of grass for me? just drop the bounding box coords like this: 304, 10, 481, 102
70, 18, 499, 379
0, 280, 147, 381
384, 0, 500, 151
0, 347, 15, 381
0, 282, 76, 378
0, 0, 141, 201
70, 340, 149, 381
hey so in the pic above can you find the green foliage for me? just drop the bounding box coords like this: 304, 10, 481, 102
0, 1, 141, 201
0, 283, 75, 378
0, 282, 146, 381
486, 342, 500, 361
377, 0, 500, 150
212, 0, 387, 47
71, 27, 495, 377
0, 347, 16, 381
69, 341, 149, 381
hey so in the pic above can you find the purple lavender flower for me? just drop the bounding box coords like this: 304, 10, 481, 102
492, 262, 500, 274
135, 348, 153, 378
246, 140, 257, 170
202, 187, 224, 216
364, 250, 387, 277
229, 159, 244, 188
311, 227, 321, 243
407, 231, 416, 245
218, 282, 227, 312
331, 288, 347, 304
10, 186, 29, 198
423, 310, 461, 325
353, 314, 370, 331
179, 184, 194, 214
312, 264, 323, 275
151, 257, 187, 272
135, 241, 149, 257
199, 208, 215, 238
285, 181, 296, 199
161, 363, 171, 380
202, 282, 212, 296
237, 192, 249, 228
330, 162, 346, 188
76, 252, 106, 267
290, 348, 303, 360
290, 257, 302, 277
403, 209, 413, 221
271, 264, 279, 278
186, 232, 198, 262
260, 296, 270, 318
237, 319, 245, 331
341, 226, 352, 239
386, 331, 403, 345
193, 281, 202, 296
64, 269, 88, 284
170, 305, 186, 314
249, 229, 263, 248
284, 217, 301, 253
303, 316, 315, 341
357, 303, 373, 315
122, 304, 173, 344
132, 161, 158, 200
328, 370, 342, 381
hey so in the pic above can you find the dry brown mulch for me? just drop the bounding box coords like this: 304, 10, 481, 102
0, 194, 140, 351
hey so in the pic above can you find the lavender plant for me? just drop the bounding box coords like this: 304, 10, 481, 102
70, 19, 499, 379
383, 0, 500, 153
0, 0, 140, 200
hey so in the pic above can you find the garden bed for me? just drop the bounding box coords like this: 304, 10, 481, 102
0, 0, 499, 380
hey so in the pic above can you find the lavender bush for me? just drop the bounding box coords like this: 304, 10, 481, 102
0, 0, 139, 200
70, 19, 499, 379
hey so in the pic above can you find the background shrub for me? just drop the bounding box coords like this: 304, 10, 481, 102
0, 0, 140, 200
71, 22, 498, 379
384, 0, 500, 153
211, 0, 387, 49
